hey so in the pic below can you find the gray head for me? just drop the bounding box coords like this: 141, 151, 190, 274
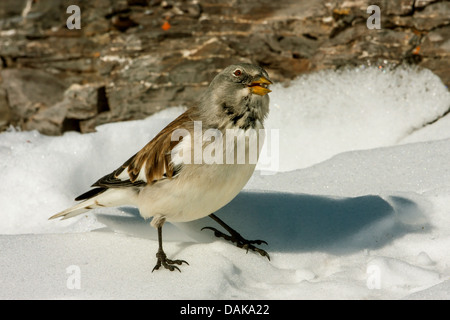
199, 63, 273, 130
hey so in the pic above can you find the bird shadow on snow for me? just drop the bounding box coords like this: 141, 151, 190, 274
94, 190, 431, 255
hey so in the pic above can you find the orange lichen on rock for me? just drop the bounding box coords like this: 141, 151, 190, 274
161, 21, 171, 31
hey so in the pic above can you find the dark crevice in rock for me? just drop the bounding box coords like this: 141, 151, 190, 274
62, 117, 81, 133
303, 33, 319, 41
97, 86, 110, 114
0, 56, 7, 68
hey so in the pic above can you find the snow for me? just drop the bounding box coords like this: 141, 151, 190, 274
1, 65, 450, 300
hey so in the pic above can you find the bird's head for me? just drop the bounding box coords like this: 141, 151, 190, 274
201, 63, 273, 127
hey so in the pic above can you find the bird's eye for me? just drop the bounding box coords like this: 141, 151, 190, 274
233, 69, 242, 77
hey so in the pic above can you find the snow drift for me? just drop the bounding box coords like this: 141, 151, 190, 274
1, 65, 449, 300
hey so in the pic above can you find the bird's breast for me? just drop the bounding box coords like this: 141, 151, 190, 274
138, 126, 263, 222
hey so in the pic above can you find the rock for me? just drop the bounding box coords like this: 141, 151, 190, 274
111, 14, 139, 32
64, 83, 104, 120
0, 0, 448, 135
418, 26, 450, 89
415, 0, 439, 9
413, 1, 450, 30
0, 87, 11, 130
420, 25, 450, 57
23, 101, 68, 136
0, 68, 67, 130
385, 0, 415, 16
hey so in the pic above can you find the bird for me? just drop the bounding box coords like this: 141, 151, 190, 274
50, 63, 273, 272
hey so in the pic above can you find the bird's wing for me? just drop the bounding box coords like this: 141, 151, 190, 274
75, 109, 195, 201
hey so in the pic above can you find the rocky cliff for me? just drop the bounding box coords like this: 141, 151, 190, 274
0, 0, 448, 135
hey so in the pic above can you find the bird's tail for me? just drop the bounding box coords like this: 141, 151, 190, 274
49, 188, 138, 220
49, 198, 98, 220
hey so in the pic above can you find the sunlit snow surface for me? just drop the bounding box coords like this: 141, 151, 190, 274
265, 65, 450, 170
1, 66, 449, 299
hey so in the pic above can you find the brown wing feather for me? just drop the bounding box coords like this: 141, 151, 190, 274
91, 108, 195, 190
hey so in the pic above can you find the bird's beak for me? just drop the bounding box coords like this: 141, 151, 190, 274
249, 76, 273, 96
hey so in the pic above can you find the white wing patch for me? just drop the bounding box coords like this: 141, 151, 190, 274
116, 164, 148, 183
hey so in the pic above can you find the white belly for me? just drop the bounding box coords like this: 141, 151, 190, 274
137, 123, 263, 224
137, 162, 256, 223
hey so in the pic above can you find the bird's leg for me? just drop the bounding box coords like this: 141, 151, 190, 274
202, 213, 270, 260
152, 220, 189, 272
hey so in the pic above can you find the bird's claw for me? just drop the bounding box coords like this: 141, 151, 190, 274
201, 226, 270, 261
152, 250, 189, 272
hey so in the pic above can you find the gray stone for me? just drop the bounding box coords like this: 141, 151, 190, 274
413, 2, 450, 30
415, 0, 440, 9
0, 87, 11, 130
23, 100, 68, 136
385, 0, 415, 16
64, 84, 102, 120
0, 68, 67, 129
0, 0, 448, 135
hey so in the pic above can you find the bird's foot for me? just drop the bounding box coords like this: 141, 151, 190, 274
152, 249, 189, 272
202, 226, 270, 261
